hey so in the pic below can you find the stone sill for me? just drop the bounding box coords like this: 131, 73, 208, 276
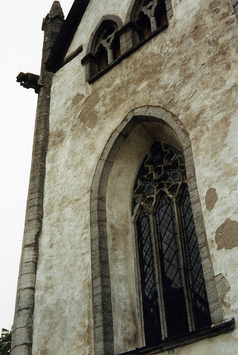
86, 24, 168, 84
118, 318, 235, 355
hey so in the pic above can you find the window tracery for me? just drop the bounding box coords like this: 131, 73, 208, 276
133, 141, 211, 346
82, 1, 173, 82
133, 0, 168, 39
81, 17, 122, 80
94, 22, 118, 71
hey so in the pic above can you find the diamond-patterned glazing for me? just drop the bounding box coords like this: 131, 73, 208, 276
134, 142, 211, 345
180, 187, 211, 329
137, 209, 162, 345
156, 194, 189, 337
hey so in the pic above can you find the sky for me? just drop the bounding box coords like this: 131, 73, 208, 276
0, 0, 73, 332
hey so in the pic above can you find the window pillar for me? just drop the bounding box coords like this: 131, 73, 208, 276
107, 48, 114, 65
118, 22, 140, 55
165, 0, 173, 20
150, 16, 157, 32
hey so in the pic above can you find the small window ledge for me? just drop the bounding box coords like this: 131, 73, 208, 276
81, 23, 168, 84
118, 318, 235, 355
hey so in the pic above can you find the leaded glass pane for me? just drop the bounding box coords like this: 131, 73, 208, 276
156, 195, 189, 338
180, 187, 211, 329
137, 209, 162, 345
133, 141, 211, 345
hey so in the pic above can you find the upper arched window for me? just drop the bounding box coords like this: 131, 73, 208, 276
133, 141, 211, 346
93, 21, 120, 72
131, 0, 168, 40
82, 2, 173, 82
82, 17, 122, 80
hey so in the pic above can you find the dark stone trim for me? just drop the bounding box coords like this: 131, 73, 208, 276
45, 0, 90, 72
81, 52, 97, 65
83, 23, 168, 84
118, 318, 235, 355
91, 183, 115, 353
11, 4, 63, 354
61, 45, 83, 67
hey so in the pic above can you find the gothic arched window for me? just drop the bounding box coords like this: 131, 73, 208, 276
133, 142, 211, 346
132, 0, 168, 40
93, 21, 119, 73
82, 18, 122, 81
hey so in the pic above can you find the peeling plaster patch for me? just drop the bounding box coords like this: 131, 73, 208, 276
40, 350, 49, 355
205, 187, 218, 211
78, 92, 100, 130
49, 129, 66, 149
209, 0, 221, 15
215, 218, 238, 250
116, 167, 124, 178
215, 273, 230, 307
72, 93, 85, 106
190, 25, 203, 41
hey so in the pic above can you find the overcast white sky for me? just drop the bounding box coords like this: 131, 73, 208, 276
0, 0, 73, 331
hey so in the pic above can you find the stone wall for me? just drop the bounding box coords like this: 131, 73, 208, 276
31, 0, 238, 354
11, 3, 64, 354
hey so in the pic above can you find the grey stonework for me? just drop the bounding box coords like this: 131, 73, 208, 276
11, 2, 64, 355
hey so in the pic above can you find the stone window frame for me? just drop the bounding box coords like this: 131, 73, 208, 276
90, 106, 234, 355
132, 142, 212, 346
82, 15, 123, 81
126, 0, 171, 39
81, 1, 173, 83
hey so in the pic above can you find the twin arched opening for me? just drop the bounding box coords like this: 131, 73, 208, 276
82, 1, 173, 81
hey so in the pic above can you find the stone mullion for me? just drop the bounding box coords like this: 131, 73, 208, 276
151, 208, 168, 340
165, 0, 173, 20
107, 48, 114, 65
150, 16, 158, 32
173, 194, 195, 333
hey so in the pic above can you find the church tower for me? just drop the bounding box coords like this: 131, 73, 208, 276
13, 1, 238, 354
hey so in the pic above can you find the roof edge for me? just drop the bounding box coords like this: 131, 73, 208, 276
45, 0, 90, 72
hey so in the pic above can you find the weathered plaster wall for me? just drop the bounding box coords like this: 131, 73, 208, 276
32, 0, 238, 354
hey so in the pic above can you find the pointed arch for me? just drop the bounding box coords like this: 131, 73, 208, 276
125, 0, 173, 26
82, 15, 123, 79
90, 106, 223, 354
86, 15, 123, 56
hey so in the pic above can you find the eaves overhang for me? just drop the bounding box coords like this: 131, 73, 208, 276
45, 0, 90, 72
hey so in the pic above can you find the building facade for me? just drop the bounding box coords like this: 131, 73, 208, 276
12, 0, 238, 354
